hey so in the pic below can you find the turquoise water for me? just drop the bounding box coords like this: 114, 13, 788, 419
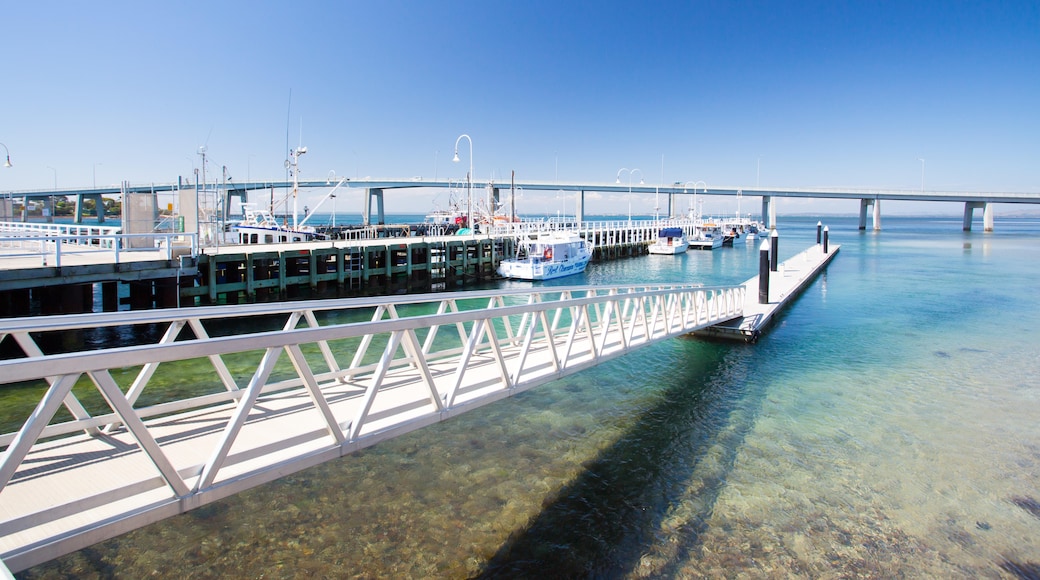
17, 216, 1040, 578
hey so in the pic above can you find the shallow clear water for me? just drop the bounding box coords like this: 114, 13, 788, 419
16, 216, 1040, 578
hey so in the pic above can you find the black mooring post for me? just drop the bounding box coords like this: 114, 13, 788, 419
823, 226, 830, 254
816, 221, 822, 244
759, 238, 770, 304
769, 229, 779, 272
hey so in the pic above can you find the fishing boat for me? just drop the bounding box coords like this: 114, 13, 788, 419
688, 228, 724, 250
231, 145, 350, 244
647, 227, 689, 255
498, 230, 594, 281
232, 204, 323, 244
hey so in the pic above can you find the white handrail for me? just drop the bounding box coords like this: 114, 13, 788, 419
0, 283, 744, 571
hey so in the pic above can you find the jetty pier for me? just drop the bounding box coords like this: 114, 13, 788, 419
0, 233, 840, 573
0, 219, 704, 318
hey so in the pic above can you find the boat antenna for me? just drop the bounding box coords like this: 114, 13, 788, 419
282, 88, 292, 216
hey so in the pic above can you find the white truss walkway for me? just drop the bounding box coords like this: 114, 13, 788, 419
0, 283, 744, 572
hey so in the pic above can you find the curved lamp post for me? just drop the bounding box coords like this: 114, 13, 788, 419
616, 168, 644, 220
683, 180, 707, 220
453, 134, 473, 231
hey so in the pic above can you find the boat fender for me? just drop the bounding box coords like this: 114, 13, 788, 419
543, 247, 553, 260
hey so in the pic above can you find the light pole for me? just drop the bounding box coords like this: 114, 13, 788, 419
46, 166, 57, 222
453, 134, 473, 231
288, 145, 307, 229
683, 180, 707, 220
616, 167, 644, 220
1, 143, 12, 222
918, 158, 925, 192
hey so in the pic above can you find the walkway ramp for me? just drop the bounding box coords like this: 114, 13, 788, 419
0, 283, 744, 572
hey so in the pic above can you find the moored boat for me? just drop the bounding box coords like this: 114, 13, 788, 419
648, 227, 689, 255
688, 228, 724, 250
497, 230, 594, 280
232, 204, 324, 243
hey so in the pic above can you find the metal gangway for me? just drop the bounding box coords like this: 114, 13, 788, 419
0, 283, 745, 572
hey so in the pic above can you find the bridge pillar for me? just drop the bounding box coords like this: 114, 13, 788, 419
872, 198, 881, 230
577, 191, 585, 224
74, 193, 106, 225
224, 187, 248, 220
859, 199, 876, 230
761, 196, 772, 229
963, 201, 994, 232
364, 188, 385, 226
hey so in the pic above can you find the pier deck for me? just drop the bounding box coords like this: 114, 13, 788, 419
698, 243, 840, 341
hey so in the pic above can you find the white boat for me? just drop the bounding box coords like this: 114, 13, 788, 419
231, 144, 348, 244
688, 227, 724, 250
498, 231, 594, 281
232, 204, 324, 244
648, 227, 689, 255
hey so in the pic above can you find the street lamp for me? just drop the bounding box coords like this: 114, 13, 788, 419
288, 145, 307, 229
616, 167, 644, 219
1, 143, 12, 222
683, 180, 707, 220
46, 166, 57, 222
453, 134, 473, 231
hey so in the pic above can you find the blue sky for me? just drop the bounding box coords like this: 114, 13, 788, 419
2, 1, 1038, 216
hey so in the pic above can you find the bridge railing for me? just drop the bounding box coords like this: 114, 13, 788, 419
0, 283, 743, 570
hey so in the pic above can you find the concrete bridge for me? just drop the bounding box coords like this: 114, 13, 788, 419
3, 178, 1038, 232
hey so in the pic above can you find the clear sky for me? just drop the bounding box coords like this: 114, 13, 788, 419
2, 1, 1038, 216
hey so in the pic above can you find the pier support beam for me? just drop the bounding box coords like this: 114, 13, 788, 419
758, 239, 770, 304
769, 229, 779, 272
363, 188, 385, 226
963, 201, 994, 232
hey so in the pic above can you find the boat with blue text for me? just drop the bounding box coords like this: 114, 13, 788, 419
497, 230, 593, 280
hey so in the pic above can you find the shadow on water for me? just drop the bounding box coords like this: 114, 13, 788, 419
474, 339, 769, 578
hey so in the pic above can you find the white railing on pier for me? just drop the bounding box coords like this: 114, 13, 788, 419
486, 217, 704, 243
0, 221, 122, 238
0, 283, 744, 572
0, 230, 198, 267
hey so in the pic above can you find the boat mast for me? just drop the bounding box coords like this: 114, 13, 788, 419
288, 145, 307, 230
